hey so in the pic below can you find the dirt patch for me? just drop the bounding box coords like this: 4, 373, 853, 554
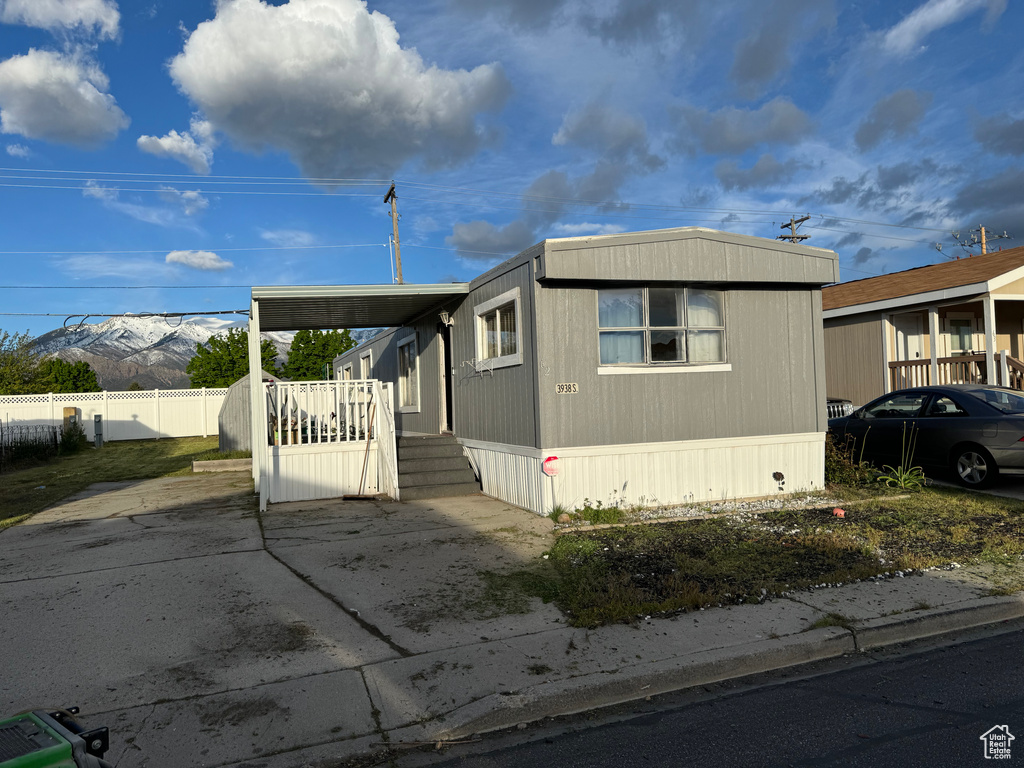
197, 694, 289, 728
226, 620, 317, 657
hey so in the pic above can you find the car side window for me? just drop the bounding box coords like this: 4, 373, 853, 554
862, 392, 927, 420
924, 395, 967, 417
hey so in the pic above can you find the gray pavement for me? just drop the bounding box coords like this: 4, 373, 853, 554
1, 473, 1022, 768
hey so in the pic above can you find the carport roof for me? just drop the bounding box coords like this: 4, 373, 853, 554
251, 283, 470, 332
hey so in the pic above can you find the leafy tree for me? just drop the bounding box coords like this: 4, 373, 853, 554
283, 329, 356, 381
127, 381, 144, 391
186, 328, 279, 388
36, 358, 102, 393
0, 330, 41, 395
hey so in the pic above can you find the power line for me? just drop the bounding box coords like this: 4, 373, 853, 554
0, 243, 385, 255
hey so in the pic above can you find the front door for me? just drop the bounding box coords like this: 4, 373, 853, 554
438, 322, 454, 432
893, 314, 923, 361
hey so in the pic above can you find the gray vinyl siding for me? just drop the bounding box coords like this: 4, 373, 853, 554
333, 321, 444, 435
219, 370, 282, 451
824, 314, 885, 406
450, 261, 539, 448
539, 229, 839, 285
533, 284, 825, 448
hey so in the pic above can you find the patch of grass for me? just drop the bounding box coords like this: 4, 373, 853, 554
191, 448, 252, 462
811, 612, 854, 630
0, 436, 227, 527
531, 485, 1024, 628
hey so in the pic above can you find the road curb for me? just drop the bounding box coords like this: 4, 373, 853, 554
851, 594, 1024, 651
423, 595, 1024, 742
432, 627, 855, 740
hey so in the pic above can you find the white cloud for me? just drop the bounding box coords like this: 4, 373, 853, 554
159, 186, 209, 216
58, 254, 173, 280
83, 181, 204, 228
549, 222, 627, 236
5, 142, 29, 157
0, 0, 120, 39
259, 228, 316, 248
166, 250, 233, 271
0, 49, 128, 147
882, 0, 1006, 56
168, 0, 509, 179
138, 118, 216, 174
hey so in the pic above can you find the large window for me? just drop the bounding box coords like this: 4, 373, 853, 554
474, 287, 523, 369
397, 335, 419, 411
598, 286, 725, 366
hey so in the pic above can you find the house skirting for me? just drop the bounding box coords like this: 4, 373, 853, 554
459, 433, 826, 515
268, 442, 378, 503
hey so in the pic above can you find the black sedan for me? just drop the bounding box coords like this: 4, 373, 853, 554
828, 384, 1024, 488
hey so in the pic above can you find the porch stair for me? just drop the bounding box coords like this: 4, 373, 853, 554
397, 435, 481, 501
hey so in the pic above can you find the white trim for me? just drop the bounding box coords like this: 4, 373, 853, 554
359, 350, 373, 379
459, 432, 827, 515
929, 307, 939, 384
881, 315, 893, 393
341, 363, 354, 380
396, 333, 420, 414
458, 431, 825, 457
992, 294, 1024, 301
474, 286, 523, 370
983, 262, 1024, 291
597, 363, 732, 375
824, 282, 988, 319
984, 296, 997, 384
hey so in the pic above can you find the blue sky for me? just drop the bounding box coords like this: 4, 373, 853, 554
0, 0, 1021, 337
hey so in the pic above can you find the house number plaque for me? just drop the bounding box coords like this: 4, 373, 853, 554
555, 383, 578, 394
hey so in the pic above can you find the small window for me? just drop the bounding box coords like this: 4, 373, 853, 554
360, 352, 372, 379
474, 287, 523, 369
341, 364, 353, 380
397, 335, 419, 412
598, 286, 725, 366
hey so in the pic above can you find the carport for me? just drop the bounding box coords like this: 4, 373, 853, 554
247, 283, 469, 510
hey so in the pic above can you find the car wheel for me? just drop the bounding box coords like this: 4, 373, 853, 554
951, 445, 998, 489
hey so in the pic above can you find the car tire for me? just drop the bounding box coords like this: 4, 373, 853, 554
950, 445, 998, 489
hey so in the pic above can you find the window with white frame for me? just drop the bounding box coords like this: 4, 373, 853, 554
341, 363, 353, 380
598, 286, 725, 366
474, 287, 522, 369
397, 335, 419, 411
360, 352, 372, 379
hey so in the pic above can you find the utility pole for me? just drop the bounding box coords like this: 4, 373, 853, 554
952, 226, 1012, 256
777, 215, 810, 244
384, 183, 403, 284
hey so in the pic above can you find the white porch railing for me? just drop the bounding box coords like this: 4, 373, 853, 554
262, 380, 398, 502
375, 382, 399, 500
888, 353, 1024, 392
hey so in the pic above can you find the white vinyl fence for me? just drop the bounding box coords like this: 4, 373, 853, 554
0, 388, 228, 442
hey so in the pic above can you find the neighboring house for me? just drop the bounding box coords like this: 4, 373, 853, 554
823, 245, 1024, 407
319, 226, 838, 514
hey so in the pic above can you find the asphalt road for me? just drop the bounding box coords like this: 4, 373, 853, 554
412, 625, 1024, 768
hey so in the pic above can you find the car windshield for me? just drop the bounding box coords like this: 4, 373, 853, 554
969, 388, 1024, 414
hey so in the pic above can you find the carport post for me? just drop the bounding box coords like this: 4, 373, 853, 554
248, 298, 264, 494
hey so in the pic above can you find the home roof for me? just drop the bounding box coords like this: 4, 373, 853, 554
251, 283, 470, 332
823, 245, 1024, 312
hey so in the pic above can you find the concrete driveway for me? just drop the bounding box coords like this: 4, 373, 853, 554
0, 473, 556, 767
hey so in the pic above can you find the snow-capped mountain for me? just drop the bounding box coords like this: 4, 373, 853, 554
31, 315, 379, 391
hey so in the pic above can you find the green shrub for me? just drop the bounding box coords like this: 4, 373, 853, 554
59, 419, 89, 455
824, 433, 873, 486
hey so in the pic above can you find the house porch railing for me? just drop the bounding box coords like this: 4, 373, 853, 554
888, 353, 1024, 391
263, 379, 398, 499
